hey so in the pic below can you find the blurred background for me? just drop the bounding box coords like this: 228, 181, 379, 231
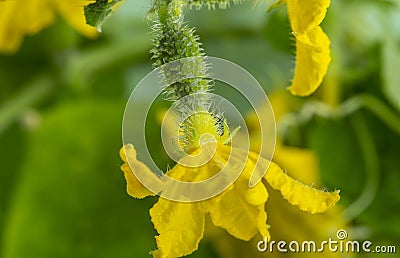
0, 0, 399, 257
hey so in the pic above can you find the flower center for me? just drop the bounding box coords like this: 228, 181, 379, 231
179, 112, 230, 152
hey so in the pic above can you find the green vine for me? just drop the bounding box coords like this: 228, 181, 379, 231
83, 0, 243, 101
186, 0, 242, 10
344, 113, 379, 221
148, 0, 211, 101
278, 94, 400, 137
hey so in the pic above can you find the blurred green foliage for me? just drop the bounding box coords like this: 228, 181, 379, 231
0, 0, 400, 257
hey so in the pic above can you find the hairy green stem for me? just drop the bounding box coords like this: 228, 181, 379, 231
186, 0, 242, 9
149, 0, 210, 100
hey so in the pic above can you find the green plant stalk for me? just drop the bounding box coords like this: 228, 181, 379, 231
340, 94, 400, 134
278, 94, 400, 137
0, 76, 53, 133
344, 113, 379, 221
149, 0, 210, 101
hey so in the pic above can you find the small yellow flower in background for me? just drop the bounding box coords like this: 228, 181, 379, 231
286, 0, 332, 96
119, 111, 340, 258
0, 0, 98, 54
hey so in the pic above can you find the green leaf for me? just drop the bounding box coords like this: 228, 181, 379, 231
1, 100, 157, 258
84, 0, 121, 32
306, 119, 365, 205
381, 36, 400, 111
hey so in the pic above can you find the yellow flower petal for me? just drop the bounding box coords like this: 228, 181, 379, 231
119, 145, 156, 199
55, 0, 98, 38
0, 0, 97, 54
150, 199, 205, 258
287, 0, 330, 35
0, 0, 54, 53
208, 149, 270, 240
286, 0, 331, 96
208, 185, 269, 240
244, 183, 268, 206
264, 162, 340, 214
289, 26, 331, 96
166, 147, 221, 182
274, 142, 320, 185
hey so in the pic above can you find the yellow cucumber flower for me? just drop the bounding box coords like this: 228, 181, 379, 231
0, 0, 98, 54
286, 0, 332, 96
119, 112, 340, 258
